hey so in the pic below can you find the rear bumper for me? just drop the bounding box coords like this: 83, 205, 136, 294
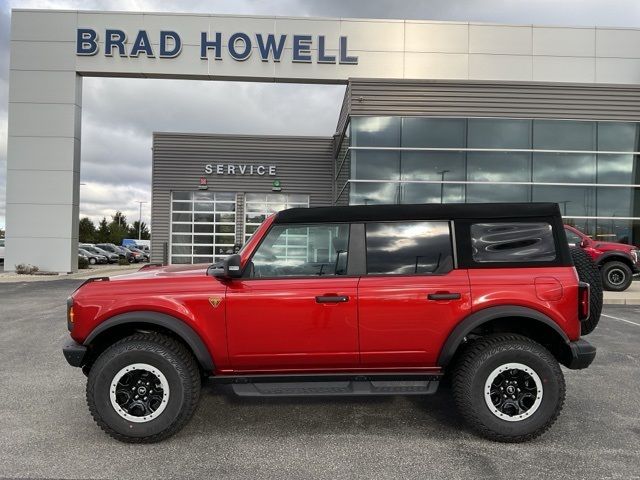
565, 339, 596, 370
63, 340, 87, 367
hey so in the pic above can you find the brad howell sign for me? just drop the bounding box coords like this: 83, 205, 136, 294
76, 28, 359, 64
205, 164, 277, 176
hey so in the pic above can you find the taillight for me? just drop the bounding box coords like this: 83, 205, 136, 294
67, 296, 75, 331
578, 282, 590, 321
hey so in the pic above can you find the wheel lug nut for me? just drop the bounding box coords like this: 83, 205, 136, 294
135, 395, 139, 399
144, 397, 147, 401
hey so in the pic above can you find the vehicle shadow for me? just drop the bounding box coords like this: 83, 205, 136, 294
187, 381, 466, 439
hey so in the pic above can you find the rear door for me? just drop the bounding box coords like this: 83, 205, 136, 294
357, 220, 471, 367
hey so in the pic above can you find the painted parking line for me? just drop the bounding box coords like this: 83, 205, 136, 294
601, 313, 640, 327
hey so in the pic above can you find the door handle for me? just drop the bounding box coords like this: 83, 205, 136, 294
315, 295, 349, 303
427, 292, 461, 301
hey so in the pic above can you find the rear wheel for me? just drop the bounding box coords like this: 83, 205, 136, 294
86, 332, 201, 443
601, 260, 633, 292
570, 247, 603, 335
452, 334, 565, 442
89, 257, 97, 265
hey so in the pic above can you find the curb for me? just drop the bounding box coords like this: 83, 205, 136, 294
603, 297, 640, 305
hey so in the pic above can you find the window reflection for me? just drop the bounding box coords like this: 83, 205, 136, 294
366, 221, 453, 275
533, 153, 596, 183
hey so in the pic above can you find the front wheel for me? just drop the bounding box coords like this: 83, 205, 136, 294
601, 260, 633, 292
452, 334, 565, 442
86, 332, 201, 443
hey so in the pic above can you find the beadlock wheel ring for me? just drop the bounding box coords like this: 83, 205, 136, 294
109, 363, 170, 423
483, 362, 543, 422
607, 268, 626, 286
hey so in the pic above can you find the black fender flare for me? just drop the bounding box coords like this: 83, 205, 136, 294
595, 251, 634, 268
84, 311, 214, 372
437, 305, 570, 367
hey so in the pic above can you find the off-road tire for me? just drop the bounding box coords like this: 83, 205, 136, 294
601, 260, 633, 293
86, 332, 201, 443
569, 247, 603, 335
452, 334, 565, 443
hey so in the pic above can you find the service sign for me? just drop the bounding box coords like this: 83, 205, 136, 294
76, 29, 359, 65
204, 164, 277, 176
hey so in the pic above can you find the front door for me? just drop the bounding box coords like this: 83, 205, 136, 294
357, 220, 471, 367
226, 222, 359, 371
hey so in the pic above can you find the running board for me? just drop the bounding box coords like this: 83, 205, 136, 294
230, 378, 439, 397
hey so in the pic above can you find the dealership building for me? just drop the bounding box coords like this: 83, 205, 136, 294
6, 10, 640, 270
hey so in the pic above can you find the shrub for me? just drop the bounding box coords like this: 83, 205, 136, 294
15, 264, 39, 275
78, 257, 90, 269
118, 256, 129, 266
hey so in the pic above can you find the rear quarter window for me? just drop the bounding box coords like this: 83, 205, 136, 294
471, 222, 556, 263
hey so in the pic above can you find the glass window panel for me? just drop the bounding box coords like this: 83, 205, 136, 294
350, 182, 399, 205
467, 152, 531, 182
193, 246, 213, 255
194, 202, 215, 212
250, 224, 349, 278
564, 218, 593, 239
216, 202, 235, 212
172, 192, 191, 200
216, 213, 236, 223
597, 187, 636, 218
193, 235, 214, 244
597, 154, 636, 185
172, 212, 192, 222
466, 184, 530, 203
172, 202, 191, 211
193, 191, 215, 201
171, 256, 192, 264
216, 224, 235, 234
533, 153, 596, 183
595, 219, 635, 244
172, 234, 192, 244
194, 213, 214, 223
245, 224, 258, 234
216, 246, 236, 255
171, 223, 192, 233
598, 122, 640, 152
532, 186, 596, 217
194, 224, 213, 233
215, 235, 235, 244
193, 257, 213, 264
468, 118, 531, 149
401, 152, 465, 181
245, 193, 266, 203
215, 192, 236, 201
171, 245, 192, 255
401, 118, 466, 148
353, 151, 400, 180
533, 120, 596, 150
564, 227, 583, 246
351, 116, 401, 147
471, 223, 556, 263
401, 183, 464, 204
366, 221, 453, 275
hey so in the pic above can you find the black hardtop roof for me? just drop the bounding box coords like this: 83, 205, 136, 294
274, 203, 562, 224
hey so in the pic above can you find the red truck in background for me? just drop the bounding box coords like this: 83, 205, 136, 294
564, 224, 640, 291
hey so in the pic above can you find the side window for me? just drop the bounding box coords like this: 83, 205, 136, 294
471, 222, 556, 263
250, 223, 349, 278
565, 228, 582, 246
366, 221, 453, 275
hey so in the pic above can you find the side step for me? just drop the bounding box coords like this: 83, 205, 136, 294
231, 379, 439, 397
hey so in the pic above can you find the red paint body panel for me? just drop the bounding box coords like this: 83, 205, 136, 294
468, 267, 581, 341
225, 277, 359, 370
357, 270, 471, 366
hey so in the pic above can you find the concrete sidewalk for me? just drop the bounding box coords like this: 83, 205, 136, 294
0, 263, 142, 283
603, 281, 640, 305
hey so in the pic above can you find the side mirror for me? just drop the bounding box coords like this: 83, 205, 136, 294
580, 239, 588, 248
207, 254, 242, 279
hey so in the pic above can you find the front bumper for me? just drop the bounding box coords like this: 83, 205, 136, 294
565, 339, 596, 370
63, 340, 87, 367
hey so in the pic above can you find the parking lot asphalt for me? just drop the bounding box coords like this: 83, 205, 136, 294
0, 280, 638, 480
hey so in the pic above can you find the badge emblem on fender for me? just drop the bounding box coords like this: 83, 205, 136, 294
209, 296, 222, 308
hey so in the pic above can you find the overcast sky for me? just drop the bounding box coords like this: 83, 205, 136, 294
1, 0, 640, 230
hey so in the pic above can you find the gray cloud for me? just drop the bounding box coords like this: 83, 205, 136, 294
2, 0, 640, 228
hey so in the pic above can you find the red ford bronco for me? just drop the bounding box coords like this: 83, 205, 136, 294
564, 224, 640, 292
63, 203, 600, 443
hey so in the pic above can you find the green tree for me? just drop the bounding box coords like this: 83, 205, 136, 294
108, 211, 129, 245
78, 217, 97, 243
127, 221, 150, 240
96, 217, 110, 243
